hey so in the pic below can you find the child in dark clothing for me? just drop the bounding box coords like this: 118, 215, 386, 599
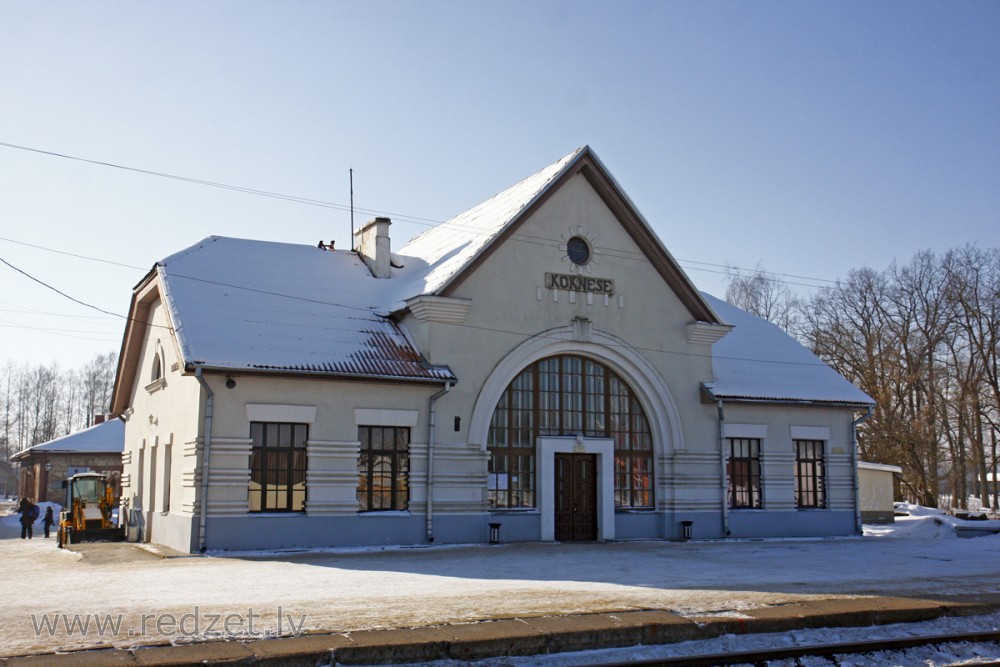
43, 506, 55, 538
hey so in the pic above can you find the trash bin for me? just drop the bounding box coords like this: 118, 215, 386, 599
681, 520, 693, 541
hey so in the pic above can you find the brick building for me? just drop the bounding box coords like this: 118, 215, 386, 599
11, 417, 124, 504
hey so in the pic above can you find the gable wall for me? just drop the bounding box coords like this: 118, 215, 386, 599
120, 294, 204, 551
404, 173, 719, 454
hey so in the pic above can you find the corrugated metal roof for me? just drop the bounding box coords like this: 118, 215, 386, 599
250, 327, 455, 381
159, 239, 456, 382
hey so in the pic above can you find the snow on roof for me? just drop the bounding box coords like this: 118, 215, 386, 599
702, 293, 874, 406
155, 149, 587, 379
12, 419, 124, 460
859, 461, 903, 473
383, 147, 585, 311
150, 150, 870, 401
158, 237, 454, 381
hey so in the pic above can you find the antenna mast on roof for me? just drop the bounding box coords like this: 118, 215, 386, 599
349, 168, 355, 251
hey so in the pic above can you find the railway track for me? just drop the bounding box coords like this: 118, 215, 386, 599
579, 629, 1000, 666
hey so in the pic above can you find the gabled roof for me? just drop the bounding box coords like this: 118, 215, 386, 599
113, 146, 721, 404
387, 146, 720, 323
156, 237, 456, 382
11, 419, 124, 462
702, 294, 874, 406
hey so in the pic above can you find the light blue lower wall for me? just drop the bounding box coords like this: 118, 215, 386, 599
203, 513, 494, 551
154, 509, 857, 552
727, 510, 857, 538
615, 511, 663, 539
662, 510, 856, 540
485, 512, 541, 542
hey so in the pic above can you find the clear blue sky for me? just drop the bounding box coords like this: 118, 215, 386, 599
1, 1, 998, 368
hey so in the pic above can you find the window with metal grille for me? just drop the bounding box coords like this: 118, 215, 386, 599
358, 426, 410, 512
248, 422, 308, 513
487, 355, 653, 509
794, 439, 826, 508
727, 438, 762, 508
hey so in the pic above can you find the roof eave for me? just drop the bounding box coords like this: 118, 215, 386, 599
183, 363, 456, 385
700, 384, 875, 409
110, 267, 163, 415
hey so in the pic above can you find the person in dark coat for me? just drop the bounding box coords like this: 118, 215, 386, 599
19, 499, 36, 539
42, 506, 55, 539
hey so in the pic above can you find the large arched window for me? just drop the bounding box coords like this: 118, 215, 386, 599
488, 355, 654, 510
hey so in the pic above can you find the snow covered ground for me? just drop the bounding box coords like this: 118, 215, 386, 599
1, 502, 999, 659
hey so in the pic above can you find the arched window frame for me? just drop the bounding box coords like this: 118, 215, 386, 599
145, 342, 167, 394
151, 351, 163, 382
488, 354, 654, 510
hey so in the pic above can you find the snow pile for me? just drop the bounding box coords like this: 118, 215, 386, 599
864, 502, 1000, 539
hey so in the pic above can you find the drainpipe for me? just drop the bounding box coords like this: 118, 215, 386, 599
716, 399, 731, 537
194, 367, 214, 553
851, 406, 875, 535
426, 381, 452, 543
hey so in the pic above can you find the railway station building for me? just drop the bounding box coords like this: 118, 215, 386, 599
110, 147, 874, 552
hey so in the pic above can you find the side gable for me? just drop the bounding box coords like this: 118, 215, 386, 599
431, 147, 721, 325
110, 269, 175, 415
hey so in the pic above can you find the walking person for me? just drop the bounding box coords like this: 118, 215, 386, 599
19, 499, 37, 539
42, 506, 55, 539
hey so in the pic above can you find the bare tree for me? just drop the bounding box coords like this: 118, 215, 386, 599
725, 263, 802, 332
0, 352, 119, 455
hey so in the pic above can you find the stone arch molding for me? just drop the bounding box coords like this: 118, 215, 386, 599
468, 326, 683, 456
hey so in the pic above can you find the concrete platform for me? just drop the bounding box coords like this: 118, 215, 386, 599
4, 593, 999, 666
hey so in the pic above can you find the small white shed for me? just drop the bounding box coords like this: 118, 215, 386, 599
858, 461, 901, 524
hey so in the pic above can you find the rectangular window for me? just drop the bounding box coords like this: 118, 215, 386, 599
248, 422, 308, 513
795, 439, 826, 508
538, 358, 560, 435
727, 438, 762, 509
358, 426, 410, 512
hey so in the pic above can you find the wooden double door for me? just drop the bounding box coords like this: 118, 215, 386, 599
554, 453, 598, 541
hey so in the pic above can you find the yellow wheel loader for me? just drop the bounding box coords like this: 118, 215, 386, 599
57, 472, 125, 548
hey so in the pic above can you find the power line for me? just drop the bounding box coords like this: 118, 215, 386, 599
0, 236, 146, 271
0, 316, 121, 342
0, 255, 171, 331
0, 255, 123, 319
0, 141, 843, 289
0, 300, 120, 321
0, 242, 831, 369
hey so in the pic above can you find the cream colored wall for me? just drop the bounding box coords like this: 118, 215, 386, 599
859, 467, 895, 513
402, 173, 722, 513
120, 295, 204, 547
121, 171, 863, 548
200, 374, 470, 517
721, 403, 858, 512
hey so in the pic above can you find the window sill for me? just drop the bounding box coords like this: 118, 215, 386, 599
489, 508, 540, 515
729, 508, 764, 511
357, 510, 411, 517
615, 508, 656, 513
144, 377, 167, 394
247, 512, 307, 517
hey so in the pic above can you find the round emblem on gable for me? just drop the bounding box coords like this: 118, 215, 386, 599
566, 236, 590, 266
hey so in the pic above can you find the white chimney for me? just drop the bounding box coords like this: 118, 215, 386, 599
354, 217, 392, 279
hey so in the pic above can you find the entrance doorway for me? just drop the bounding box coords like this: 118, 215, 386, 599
554, 453, 597, 541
